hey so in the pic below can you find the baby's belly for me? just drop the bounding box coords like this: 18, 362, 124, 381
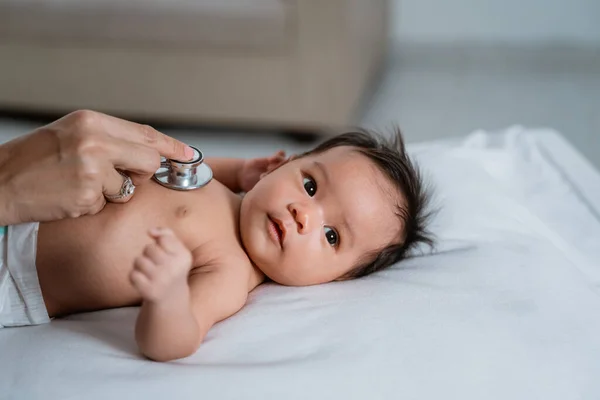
35, 180, 238, 317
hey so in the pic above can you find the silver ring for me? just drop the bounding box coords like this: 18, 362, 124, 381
105, 171, 136, 200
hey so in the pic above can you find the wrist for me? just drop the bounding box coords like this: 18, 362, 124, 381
145, 283, 190, 310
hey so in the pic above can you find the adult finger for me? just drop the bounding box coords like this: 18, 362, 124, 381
88, 195, 107, 215
103, 168, 134, 204
104, 137, 161, 185
98, 112, 194, 161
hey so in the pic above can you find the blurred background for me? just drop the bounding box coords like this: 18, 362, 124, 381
0, 0, 598, 166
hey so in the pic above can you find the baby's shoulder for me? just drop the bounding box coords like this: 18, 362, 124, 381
191, 239, 247, 266
190, 241, 260, 290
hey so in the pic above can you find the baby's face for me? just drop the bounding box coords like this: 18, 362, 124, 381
239, 146, 401, 286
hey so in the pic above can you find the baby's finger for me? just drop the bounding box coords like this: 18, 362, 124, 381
134, 256, 157, 280
130, 269, 151, 293
151, 228, 184, 255
142, 243, 167, 265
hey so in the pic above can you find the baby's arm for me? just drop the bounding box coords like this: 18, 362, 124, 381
206, 151, 285, 193
204, 158, 245, 192
131, 228, 248, 362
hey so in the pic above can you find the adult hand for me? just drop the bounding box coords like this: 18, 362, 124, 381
0, 110, 194, 225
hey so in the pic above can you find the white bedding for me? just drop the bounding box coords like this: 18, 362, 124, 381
1, 126, 599, 400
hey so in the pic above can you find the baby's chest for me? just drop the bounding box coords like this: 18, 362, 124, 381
127, 181, 242, 250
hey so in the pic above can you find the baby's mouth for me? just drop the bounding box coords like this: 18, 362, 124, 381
268, 215, 285, 247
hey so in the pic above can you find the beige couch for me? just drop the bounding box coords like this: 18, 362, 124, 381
0, 0, 389, 132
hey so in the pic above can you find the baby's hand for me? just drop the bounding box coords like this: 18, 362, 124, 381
238, 150, 286, 192
130, 228, 193, 303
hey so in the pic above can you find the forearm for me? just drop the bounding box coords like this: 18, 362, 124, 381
204, 158, 244, 192
135, 287, 203, 361
0, 142, 18, 226
0, 189, 14, 226
0, 171, 25, 226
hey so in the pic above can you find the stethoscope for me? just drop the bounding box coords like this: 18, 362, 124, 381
153, 146, 213, 190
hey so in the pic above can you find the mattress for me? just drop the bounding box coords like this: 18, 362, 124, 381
1, 126, 599, 400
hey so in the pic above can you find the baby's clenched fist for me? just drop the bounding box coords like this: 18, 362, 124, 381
130, 228, 193, 303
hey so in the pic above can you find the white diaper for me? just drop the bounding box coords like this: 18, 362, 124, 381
0, 223, 50, 328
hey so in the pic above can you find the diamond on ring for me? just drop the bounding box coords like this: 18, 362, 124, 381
105, 171, 136, 200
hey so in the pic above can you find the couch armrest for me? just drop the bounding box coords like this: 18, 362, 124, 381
292, 0, 390, 127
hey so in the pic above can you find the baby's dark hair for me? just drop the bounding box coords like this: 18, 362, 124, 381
300, 128, 434, 278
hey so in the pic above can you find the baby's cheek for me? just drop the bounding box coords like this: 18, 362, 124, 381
286, 249, 319, 280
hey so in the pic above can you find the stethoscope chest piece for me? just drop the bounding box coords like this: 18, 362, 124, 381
153, 146, 213, 191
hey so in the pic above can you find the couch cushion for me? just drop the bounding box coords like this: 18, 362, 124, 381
0, 0, 290, 50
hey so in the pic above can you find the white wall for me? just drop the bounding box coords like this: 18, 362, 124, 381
392, 0, 600, 45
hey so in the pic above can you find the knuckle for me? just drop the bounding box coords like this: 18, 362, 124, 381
144, 150, 161, 172
70, 109, 98, 131
74, 133, 102, 155
141, 124, 159, 144
74, 163, 101, 184
70, 135, 104, 163
66, 210, 82, 219
65, 111, 107, 156
75, 188, 99, 208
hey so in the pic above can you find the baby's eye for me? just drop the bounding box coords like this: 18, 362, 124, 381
303, 176, 317, 197
324, 227, 339, 247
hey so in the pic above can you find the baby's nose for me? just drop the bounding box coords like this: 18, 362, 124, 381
288, 203, 314, 234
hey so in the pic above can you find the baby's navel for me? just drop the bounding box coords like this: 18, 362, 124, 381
175, 205, 189, 218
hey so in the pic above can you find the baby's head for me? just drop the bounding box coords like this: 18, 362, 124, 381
239, 129, 433, 286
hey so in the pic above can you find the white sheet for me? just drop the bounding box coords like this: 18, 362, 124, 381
1, 126, 599, 400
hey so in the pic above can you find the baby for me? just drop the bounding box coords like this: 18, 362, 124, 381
1, 129, 432, 361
